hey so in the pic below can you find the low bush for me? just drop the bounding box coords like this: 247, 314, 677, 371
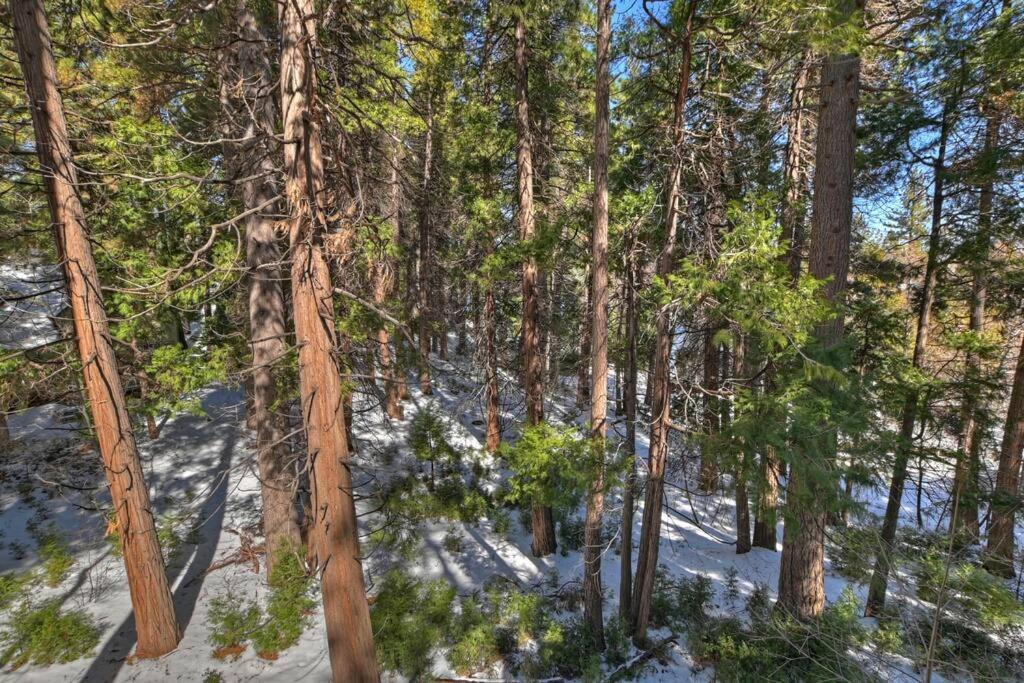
251, 549, 316, 657
916, 550, 1024, 630
371, 569, 456, 678
208, 594, 261, 658
0, 599, 100, 668
36, 531, 72, 587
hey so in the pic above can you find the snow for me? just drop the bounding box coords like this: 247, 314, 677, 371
0, 343, 1008, 681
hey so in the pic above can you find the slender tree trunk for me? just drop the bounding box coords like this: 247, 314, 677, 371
484, 280, 501, 453
11, 0, 180, 655
577, 270, 592, 409
582, 0, 612, 648
631, 0, 696, 645
377, 143, 404, 420
279, 0, 377, 677
418, 103, 434, 395
218, 0, 302, 574
515, 10, 556, 556
953, 112, 1001, 542
866, 106, 949, 616
619, 223, 639, 622
700, 327, 720, 491
0, 413, 9, 447
734, 333, 751, 554
984, 332, 1024, 576
777, 1, 861, 620
754, 56, 810, 551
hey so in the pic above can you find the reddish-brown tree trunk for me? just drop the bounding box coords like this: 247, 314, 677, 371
577, 269, 592, 409
377, 143, 404, 420
515, 10, 556, 556
734, 333, 751, 554
866, 105, 949, 615
778, 0, 861, 620
11, 0, 180, 656
484, 280, 501, 453
218, 0, 302, 574
619, 223, 639, 622
582, 0, 612, 648
279, 0, 378, 678
631, 0, 696, 645
984, 332, 1024, 576
417, 103, 434, 395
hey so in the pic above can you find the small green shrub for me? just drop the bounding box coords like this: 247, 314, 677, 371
648, 567, 712, 632
492, 508, 511, 538
410, 407, 461, 488
443, 527, 464, 554
724, 566, 740, 600
533, 616, 600, 679
678, 574, 714, 627
746, 582, 771, 620
0, 600, 100, 668
251, 549, 316, 656
371, 569, 456, 678
208, 594, 261, 655
449, 623, 500, 675
828, 526, 876, 582
0, 573, 30, 610
916, 550, 1024, 630
499, 423, 591, 513
558, 515, 585, 554
37, 532, 72, 587
603, 615, 632, 667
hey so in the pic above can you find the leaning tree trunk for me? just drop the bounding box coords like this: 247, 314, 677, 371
865, 105, 949, 616
777, 0, 861, 620
515, 9, 556, 557
279, 0, 378, 678
631, 0, 696, 645
984, 331, 1024, 577
582, 0, 612, 649
754, 52, 810, 551
11, 0, 180, 656
217, 0, 302, 575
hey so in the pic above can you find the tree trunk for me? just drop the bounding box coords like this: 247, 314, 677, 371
279, 0, 378, 678
577, 269, 592, 409
582, 0, 612, 649
953, 109, 1001, 542
984, 332, 1024, 576
515, 10, 556, 556
734, 333, 751, 554
777, 0, 861, 620
418, 103, 434, 395
377, 142, 404, 420
218, 0, 302, 575
631, 0, 696, 645
484, 281, 501, 453
11, 0, 180, 656
700, 327, 720, 492
619, 221, 639, 622
865, 105, 949, 616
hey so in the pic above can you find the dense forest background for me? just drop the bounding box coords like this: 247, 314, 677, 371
1, 0, 1024, 680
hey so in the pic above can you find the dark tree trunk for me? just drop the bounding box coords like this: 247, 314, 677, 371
866, 105, 949, 616
620, 222, 639, 622
418, 103, 434, 395
279, 0, 378, 677
11, 0, 180, 655
484, 281, 501, 453
631, 0, 696, 645
777, 0, 861, 620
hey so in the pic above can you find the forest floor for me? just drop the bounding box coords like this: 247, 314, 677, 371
0, 345, 1011, 681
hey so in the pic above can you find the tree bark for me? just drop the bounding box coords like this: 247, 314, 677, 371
777, 1, 861, 620
218, 0, 302, 575
984, 332, 1024, 576
279, 0, 378, 678
418, 102, 434, 395
377, 141, 404, 420
619, 222, 639, 622
582, 0, 612, 649
866, 104, 949, 616
484, 280, 502, 453
515, 9, 556, 557
734, 333, 751, 554
631, 0, 696, 645
11, 0, 180, 656
577, 269, 592, 409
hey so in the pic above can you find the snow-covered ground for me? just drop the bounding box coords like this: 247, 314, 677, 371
0, 342, 1012, 682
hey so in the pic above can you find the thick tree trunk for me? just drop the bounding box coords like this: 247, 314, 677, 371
777, 1, 861, 620
515, 10, 556, 556
631, 0, 696, 645
418, 104, 434, 395
279, 0, 378, 678
865, 107, 948, 616
218, 0, 302, 575
582, 0, 612, 649
984, 332, 1024, 576
11, 0, 180, 656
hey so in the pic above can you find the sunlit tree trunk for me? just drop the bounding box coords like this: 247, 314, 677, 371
631, 0, 697, 645
984, 332, 1024, 577
11, 0, 180, 655
418, 102, 434, 395
377, 142, 404, 420
279, 0, 378, 677
582, 0, 612, 648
